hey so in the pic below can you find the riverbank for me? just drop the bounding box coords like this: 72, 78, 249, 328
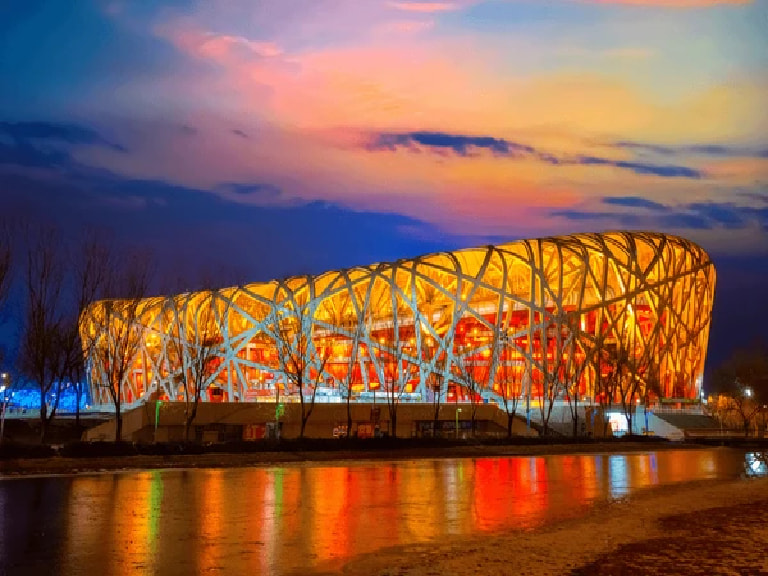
335, 476, 768, 576
0, 439, 710, 477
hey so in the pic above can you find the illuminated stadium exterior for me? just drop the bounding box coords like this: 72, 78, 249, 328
83, 231, 715, 410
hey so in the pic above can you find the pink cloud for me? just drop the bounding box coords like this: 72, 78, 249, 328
198, 36, 283, 59
166, 26, 283, 64
382, 19, 436, 33
388, 2, 462, 12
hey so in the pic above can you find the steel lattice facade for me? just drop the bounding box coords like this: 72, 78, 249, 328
83, 231, 715, 408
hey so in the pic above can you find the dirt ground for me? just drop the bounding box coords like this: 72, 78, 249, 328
334, 478, 768, 576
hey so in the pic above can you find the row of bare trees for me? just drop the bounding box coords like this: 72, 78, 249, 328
1, 223, 231, 443
435, 309, 662, 439
263, 305, 663, 440
0, 222, 153, 442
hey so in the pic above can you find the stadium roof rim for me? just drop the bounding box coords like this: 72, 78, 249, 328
100, 230, 714, 301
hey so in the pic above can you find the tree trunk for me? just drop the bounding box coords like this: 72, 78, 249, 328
298, 391, 306, 439
346, 394, 352, 438
114, 399, 122, 442
572, 398, 579, 438
184, 397, 199, 442
391, 409, 397, 439
506, 412, 513, 438
74, 383, 81, 430
432, 385, 441, 438
40, 399, 48, 444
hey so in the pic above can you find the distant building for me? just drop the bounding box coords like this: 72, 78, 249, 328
82, 231, 715, 409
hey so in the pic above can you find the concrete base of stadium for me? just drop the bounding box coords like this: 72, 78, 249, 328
82, 400, 712, 442
83, 402, 542, 442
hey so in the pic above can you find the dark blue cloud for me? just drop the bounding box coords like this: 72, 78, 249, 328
576, 155, 702, 179
220, 182, 284, 200
612, 141, 674, 155
0, 121, 125, 169
551, 208, 714, 230
603, 196, 667, 211
613, 140, 768, 159
368, 130, 703, 179
552, 197, 768, 231
232, 129, 249, 139
370, 131, 535, 156
0, 121, 123, 151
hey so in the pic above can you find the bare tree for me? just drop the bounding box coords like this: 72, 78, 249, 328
271, 301, 331, 439
453, 346, 490, 437
589, 331, 619, 437
165, 290, 223, 441
18, 227, 69, 443
316, 285, 366, 439
562, 317, 590, 438
614, 319, 660, 436
536, 318, 568, 437
495, 332, 523, 438
421, 336, 446, 437
86, 256, 150, 441
67, 232, 113, 430
379, 337, 417, 439
342, 321, 363, 438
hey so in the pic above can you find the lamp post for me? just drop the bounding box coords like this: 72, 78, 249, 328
0, 373, 11, 444
744, 387, 754, 438
154, 400, 162, 441
455, 408, 462, 440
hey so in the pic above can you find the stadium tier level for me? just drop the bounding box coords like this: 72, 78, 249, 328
82, 231, 715, 409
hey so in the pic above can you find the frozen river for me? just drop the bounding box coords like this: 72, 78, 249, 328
1, 448, 763, 575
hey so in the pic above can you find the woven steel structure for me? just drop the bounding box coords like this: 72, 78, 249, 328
83, 231, 715, 407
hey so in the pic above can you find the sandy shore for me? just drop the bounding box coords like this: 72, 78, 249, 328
0, 441, 702, 477
333, 477, 768, 576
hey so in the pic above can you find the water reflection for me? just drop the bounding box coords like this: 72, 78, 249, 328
0, 449, 763, 575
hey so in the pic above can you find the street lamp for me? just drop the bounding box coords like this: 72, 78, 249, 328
0, 374, 10, 444
745, 387, 753, 398
154, 400, 163, 441
455, 408, 462, 439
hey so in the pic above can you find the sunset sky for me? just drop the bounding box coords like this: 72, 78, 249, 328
1, 0, 766, 370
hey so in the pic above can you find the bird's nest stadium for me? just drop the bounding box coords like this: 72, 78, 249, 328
81, 231, 715, 410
